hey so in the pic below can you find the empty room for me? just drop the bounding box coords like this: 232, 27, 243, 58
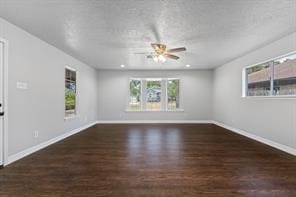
0, 0, 295, 196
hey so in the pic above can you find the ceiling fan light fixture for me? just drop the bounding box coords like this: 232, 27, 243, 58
147, 43, 185, 62
152, 55, 159, 62
158, 55, 166, 62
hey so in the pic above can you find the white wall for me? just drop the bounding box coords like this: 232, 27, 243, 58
0, 18, 98, 157
97, 70, 213, 121
213, 32, 296, 150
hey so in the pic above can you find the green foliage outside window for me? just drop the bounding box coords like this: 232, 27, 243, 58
65, 91, 76, 110
65, 68, 77, 114
167, 80, 178, 100
129, 80, 141, 110
129, 80, 141, 101
167, 79, 180, 110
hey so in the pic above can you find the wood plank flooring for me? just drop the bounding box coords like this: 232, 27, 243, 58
0, 124, 295, 196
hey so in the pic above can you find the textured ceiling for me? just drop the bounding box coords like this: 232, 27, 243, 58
0, 0, 295, 70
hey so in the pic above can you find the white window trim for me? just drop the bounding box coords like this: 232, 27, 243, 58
242, 51, 296, 99
64, 66, 79, 120
126, 77, 184, 112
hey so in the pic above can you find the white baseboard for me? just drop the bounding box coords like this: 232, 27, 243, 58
6, 121, 97, 166
96, 120, 212, 124
212, 121, 296, 156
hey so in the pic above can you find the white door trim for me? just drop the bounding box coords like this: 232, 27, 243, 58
0, 37, 8, 166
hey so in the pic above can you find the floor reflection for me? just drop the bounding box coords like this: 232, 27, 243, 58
127, 127, 183, 168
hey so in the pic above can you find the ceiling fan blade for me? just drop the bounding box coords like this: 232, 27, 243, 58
166, 47, 186, 53
164, 53, 180, 60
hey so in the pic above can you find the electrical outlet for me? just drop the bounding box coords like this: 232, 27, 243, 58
34, 130, 39, 138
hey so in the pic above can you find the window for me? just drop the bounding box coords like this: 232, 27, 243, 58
128, 79, 141, 111
128, 78, 181, 111
65, 67, 77, 116
145, 79, 162, 110
246, 62, 271, 96
244, 52, 296, 97
167, 79, 180, 110
273, 54, 296, 96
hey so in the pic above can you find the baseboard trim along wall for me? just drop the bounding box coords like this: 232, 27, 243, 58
6, 121, 97, 166
212, 121, 296, 156
96, 120, 212, 124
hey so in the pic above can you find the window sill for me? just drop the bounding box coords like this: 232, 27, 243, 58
242, 95, 296, 99
125, 109, 185, 112
64, 114, 80, 121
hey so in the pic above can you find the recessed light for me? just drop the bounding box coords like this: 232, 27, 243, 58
120, 64, 125, 68
186, 64, 191, 68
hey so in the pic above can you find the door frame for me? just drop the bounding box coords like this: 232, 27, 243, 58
0, 37, 8, 166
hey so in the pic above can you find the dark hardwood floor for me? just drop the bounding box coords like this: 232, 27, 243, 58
0, 124, 295, 196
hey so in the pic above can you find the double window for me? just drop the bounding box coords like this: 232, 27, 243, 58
128, 78, 181, 111
65, 67, 77, 116
244, 52, 296, 97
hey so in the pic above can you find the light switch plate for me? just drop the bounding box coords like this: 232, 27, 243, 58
16, 82, 28, 90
